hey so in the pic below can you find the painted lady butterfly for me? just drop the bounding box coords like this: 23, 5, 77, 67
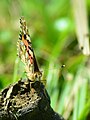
0, 17, 46, 119
17, 17, 42, 81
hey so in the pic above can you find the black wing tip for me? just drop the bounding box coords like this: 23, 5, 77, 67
20, 16, 25, 21
20, 16, 26, 25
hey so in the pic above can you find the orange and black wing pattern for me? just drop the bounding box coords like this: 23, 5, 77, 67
17, 17, 41, 81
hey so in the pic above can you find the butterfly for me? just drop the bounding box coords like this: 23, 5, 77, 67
17, 17, 42, 81
0, 17, 45, 118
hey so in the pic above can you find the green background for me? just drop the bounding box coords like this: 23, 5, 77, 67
0, 0, 90, 120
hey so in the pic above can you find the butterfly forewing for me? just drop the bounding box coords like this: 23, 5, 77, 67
17, 17, 41, 81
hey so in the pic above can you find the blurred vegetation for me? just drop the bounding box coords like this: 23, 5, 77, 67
0, 0, 90, 120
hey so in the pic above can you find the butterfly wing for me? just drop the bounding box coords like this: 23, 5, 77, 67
17, 17, 40, 80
